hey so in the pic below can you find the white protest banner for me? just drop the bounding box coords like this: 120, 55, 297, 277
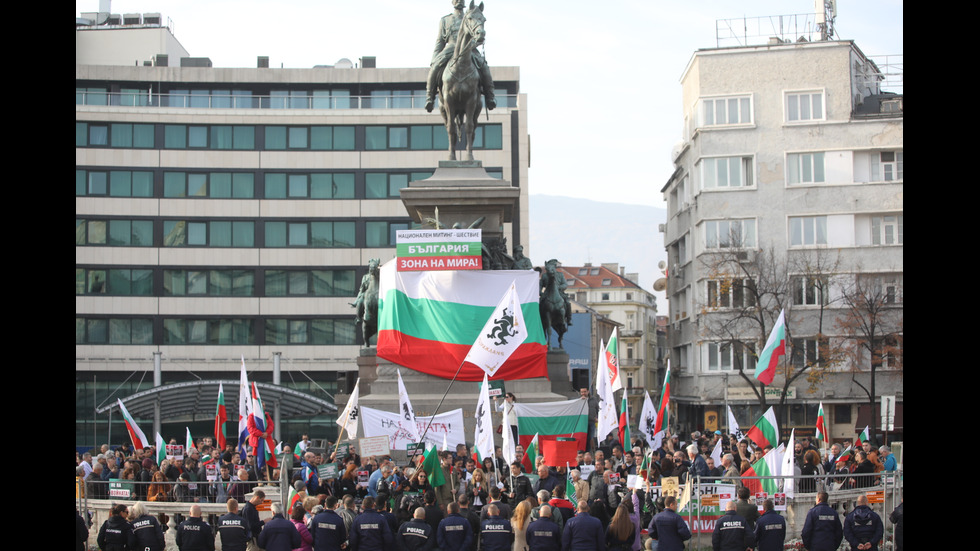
360, 406, 466, 450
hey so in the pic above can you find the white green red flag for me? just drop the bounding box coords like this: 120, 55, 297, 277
519, 432, 540, 473
745, 407, 780, 449
754, 310, 786, 385
117, 398, 149, 450
603, 328, 622, 392
815, 403, 828, 443
618, 393, 631, 448
464, 281, 528, 378
186, 427, 195, 452
155, 432, 166, 465
514, 399, 589, 461
377, 262, 547, 381
337, 378, 360, 439
214, 382, 227, 451
743, 445, 780, 495
857, 425, 870, 446
655, 364, 671, 433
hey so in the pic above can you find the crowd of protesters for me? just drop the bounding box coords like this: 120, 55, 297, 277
77, 408, 902, 550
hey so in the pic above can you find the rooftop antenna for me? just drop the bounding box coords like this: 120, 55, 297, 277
815, 0, 837, 40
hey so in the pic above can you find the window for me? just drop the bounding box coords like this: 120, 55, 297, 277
792, 275, 830, 306
109, 124, 154, 148
366, 173, 411, 199
703, 219, 757, 249
264, 173, 354, 199
791, 337, 827, 368
76, 318, 153, 344
164, 270, 255, 296
705, 341, 756, 372
786, 91, 824, 122
264, 221, 355, 248
76, 268, 152, 296
164, 172, 254, 198
706, 278, 756, 308
859, 274, 903, 304
700, 156, 753, 189
871, 151, 903, 182
701, 95, 752, 126
787, 152, 826, 184
366, 221, 410, 247
163, 319, 254, 345
871, 215, 903, 246
789, 216, 827, 247
162, 125, 254, 149
76, 219, 153, 247
265, 269, 356, 297
265, 318, 356, 345
163, 220, 255, 247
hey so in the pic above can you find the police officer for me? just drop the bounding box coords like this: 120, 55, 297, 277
711, 500, 755, 551
561, 501, 604, 551
176, 504, 215, 551
480, 504, 514, 551
350, 496, 395, 551
397, 507, 435, 551
801, 491, 843, 551
312, 496, 349, 551
97, 503, 134, 551
128, 501, 167, 551
216, 498, 251, 551
647, 496, 692, 551
843, 495, 884, 551
754, 499, 786, 551
525, 505, 562, 551
437, 502, 474, 551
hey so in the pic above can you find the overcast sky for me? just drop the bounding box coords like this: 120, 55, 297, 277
77, 0, 903, 208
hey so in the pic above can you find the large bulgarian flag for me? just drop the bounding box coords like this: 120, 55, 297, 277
377, 261, 547, 381
745, 407, 780, 449
743, 445, 781, 495
514, 399, 589, 463
117, 398, 149, 450
754, 310, 786, 385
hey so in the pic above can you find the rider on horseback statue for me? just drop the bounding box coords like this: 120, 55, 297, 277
425, 0, 496, 113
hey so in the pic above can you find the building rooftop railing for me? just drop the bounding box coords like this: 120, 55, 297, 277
76, 91, 520, 111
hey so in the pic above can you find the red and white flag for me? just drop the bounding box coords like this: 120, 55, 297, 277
117, 398, 149, 450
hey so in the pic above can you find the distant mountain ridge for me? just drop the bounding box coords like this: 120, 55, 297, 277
528, 195, 668, 296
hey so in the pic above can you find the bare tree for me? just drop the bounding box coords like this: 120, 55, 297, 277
835, 272, 904, 446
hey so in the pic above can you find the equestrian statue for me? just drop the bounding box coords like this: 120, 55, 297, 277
352, 258, 381, 346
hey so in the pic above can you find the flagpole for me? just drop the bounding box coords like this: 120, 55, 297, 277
413, 357, 469, 466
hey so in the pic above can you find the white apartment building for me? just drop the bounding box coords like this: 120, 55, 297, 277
661, 37, 903, 444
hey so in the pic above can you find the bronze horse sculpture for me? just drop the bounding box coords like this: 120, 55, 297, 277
539, 259, 568, 349
352, 258, 381, 346
439, 1, 486, 161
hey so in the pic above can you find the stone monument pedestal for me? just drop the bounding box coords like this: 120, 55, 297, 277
333, 160, 575, 458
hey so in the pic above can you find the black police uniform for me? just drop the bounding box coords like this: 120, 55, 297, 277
479, 515, 514, 551
175, 516, 215, 551
397, 517, 435, 551
216, 511, 251, 551
711, 511, 755, 551
312, 508, 349, 551
129, 513, 166, 551
525, 517, 561, 551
